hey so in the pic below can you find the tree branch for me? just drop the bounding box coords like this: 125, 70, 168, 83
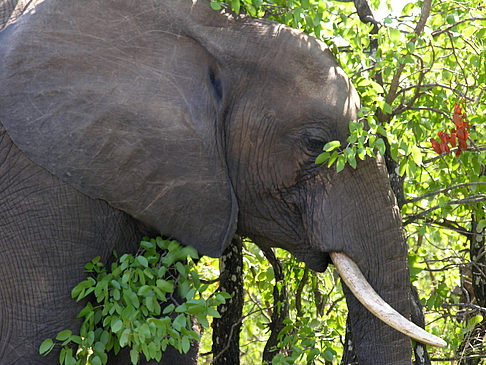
432, 17, 486, 37
295, 267, 309, 316
423, 146, 486, 164
384, 0, 432, 109
261, 248, 289, 364
400, 106, 452, 120
404, 195, 486, 225
397, 82, 474, 101
404, 182, 486, 204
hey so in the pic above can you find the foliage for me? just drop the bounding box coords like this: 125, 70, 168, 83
207, 0, 486, 363
39, 237, 229, 365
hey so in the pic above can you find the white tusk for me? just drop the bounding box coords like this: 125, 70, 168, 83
330, 252, 447, 348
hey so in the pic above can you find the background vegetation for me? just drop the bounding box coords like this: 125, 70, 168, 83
202, 0, 486, 364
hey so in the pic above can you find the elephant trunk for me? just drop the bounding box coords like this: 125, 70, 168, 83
304, 156, 439, 364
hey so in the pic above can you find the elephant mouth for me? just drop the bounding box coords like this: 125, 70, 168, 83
330, 252, 446, 348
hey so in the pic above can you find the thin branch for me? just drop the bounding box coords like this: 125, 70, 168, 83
423, 146, 486, 164
431, 354, 486, 362
404, 195, 486, 225
432, 17, 486, 37
211, 320, 242, 364
295, 267, 309, 316
384, 0, 432, 109
325, 296, 346, 316
404, 182, 486, 204
397, 83, 474, 101
447, 31, 469, 91
393, 53, 426, 114
401, 106, 452, 120
423, 218, 469, 237
200, 277, 220, 285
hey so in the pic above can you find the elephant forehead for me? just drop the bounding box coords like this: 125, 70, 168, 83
298, 66, 359, 119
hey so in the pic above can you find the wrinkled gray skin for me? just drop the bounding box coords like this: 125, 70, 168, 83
0, 0, 416, 364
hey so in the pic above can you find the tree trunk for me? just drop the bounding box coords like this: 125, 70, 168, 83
262, 248, 289, 364
459, 208, 486, 365
212, 237, 244, 365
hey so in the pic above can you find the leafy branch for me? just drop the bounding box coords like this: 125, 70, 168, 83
40, 237, 229, 365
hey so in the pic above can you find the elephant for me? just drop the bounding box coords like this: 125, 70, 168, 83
0, 0, 445, 364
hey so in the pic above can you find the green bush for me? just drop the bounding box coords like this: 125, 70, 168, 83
39, 236, 229, 365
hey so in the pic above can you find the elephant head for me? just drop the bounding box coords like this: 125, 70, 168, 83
0, 0, 444, 363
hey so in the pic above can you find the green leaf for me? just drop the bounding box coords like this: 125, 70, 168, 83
323, 140, 341, 152
410, 145, 423, 166
406, 41, 415, 53
123, 289, 140, 308
173, 314, 187, 332
90, 356, 102, 365
370, 80, 384, 94
336, 155, 346, 173
119, 328, 131, 347
56, 330, 72, 341
39, 338, 54, 355
375, 138, 386, 156
346, 148, 357, 169
399, 158, 407, 177
315, 152, 329, 165
163, 303, 175, 315
327, 151, 339, 168
383, 102, 393, 114
140, 240, 154, 250
464, 315, 483, 334
111, 319, 123, 333
182, 336, 191, 354
207, 307, 221, 318
210, 1, 221, 10
477, 220, 486, 233
136, 256, 148, 268
323, 347, 334, 361
389, 28, 400, 43
157, 279, 174, 293
231, 0, 240, 13
130, 349, 139, 365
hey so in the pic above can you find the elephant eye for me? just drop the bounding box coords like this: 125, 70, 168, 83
208, 68, 223, 101
305, 137, 325, 153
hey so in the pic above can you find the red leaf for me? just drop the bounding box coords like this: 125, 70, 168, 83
430, 138, 442, 154
450, 132, 456, 147
440, 142, 450, 153
456, 127, 467, 141
458, 138, 468, 150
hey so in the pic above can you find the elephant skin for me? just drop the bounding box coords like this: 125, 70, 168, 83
0, 0, 417, 364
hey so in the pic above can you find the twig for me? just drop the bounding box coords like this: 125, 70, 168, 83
423, 146, 486, 164
211, 320, 243, 364
384, 0, 432, 109
325, 296, 346, 316
404, 195, 486, 225
402, 106, 452, 120
432, 17, 486, 38
431, 354, 486, 362
404, 182, 486, 204
392, 53, 426, 115
397, 83, 474, 101
295, 267, 309, 316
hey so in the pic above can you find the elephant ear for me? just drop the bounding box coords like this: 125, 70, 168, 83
0, 0, 237, 257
